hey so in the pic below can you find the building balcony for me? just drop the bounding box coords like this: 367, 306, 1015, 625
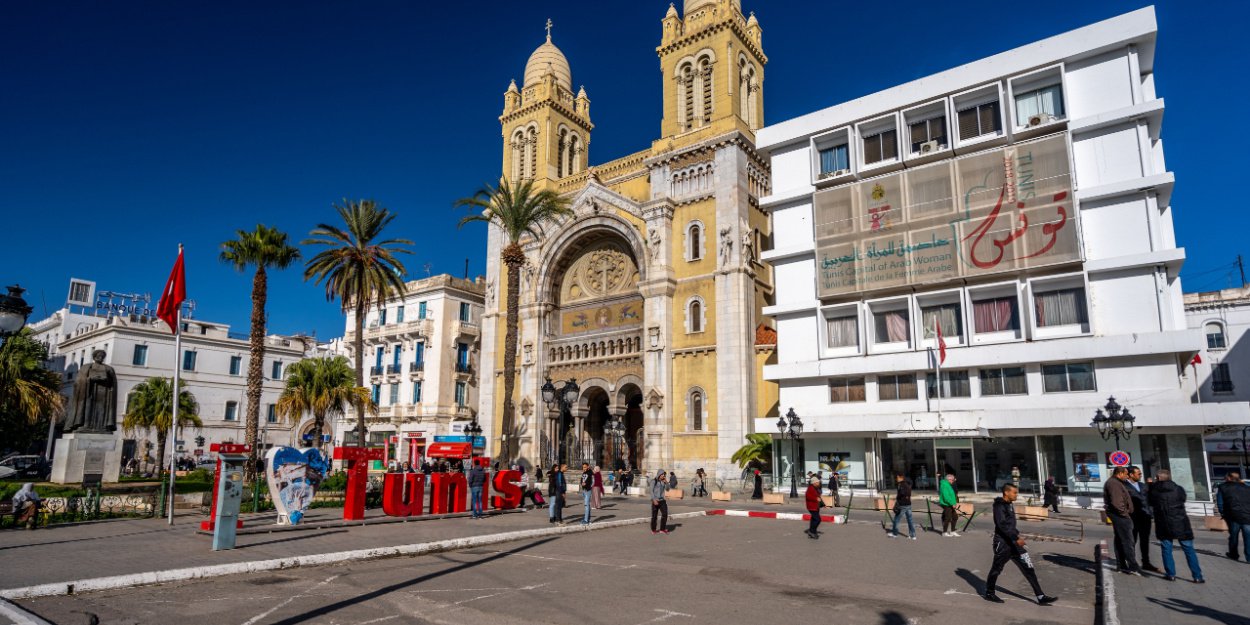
387, 364, 403, 375
402, 319, 434, 337
370, 366, 384, 377
410, 360, 425, 372
455, 362, 474, 375
453, 320, 480, 337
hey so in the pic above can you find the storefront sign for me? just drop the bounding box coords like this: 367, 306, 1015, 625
1072, 452, 1100, 482
815, 134, 1078, 297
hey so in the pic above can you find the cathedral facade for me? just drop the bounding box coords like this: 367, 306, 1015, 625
479, 0, 777, 482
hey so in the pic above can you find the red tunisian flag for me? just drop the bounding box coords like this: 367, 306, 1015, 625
156, 246, 187, 334
1190, 353, 1202, 366
936, 320, 947, 366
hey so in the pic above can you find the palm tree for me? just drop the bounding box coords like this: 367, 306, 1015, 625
0, 329, 63, 453
731, 433, 773, 470
276, 356, 375, 449
456, 178, 572, 463
304, 199, 412, 446
122, 377, 201, 475
220, 224, 301, 482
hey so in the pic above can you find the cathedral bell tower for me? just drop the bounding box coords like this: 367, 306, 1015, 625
500, 20, 594, 191
657, 0, 765, 146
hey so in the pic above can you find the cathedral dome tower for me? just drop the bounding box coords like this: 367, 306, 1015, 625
523, 26, 572, 91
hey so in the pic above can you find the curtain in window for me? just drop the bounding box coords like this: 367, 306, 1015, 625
876, 310, 909, 343
922, 304, 961, 338
1016, 91, 1040, 121
973, 297, 1017, 333
826, 316, 858, 348
1002, 367, 1027, 394
1035, 288, 1087, 327
957, 107, 979, 141
830, 378, 866, 403
1067, 363, 1095, 391
928, 371, 970, 398
880, 374, 917, 400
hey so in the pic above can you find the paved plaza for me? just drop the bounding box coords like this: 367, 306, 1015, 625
2, 495, 1244, 625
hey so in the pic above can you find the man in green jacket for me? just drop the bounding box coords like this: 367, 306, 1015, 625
939, 474, 960, 537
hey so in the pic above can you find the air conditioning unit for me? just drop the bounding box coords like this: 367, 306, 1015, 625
1027, 113, 1055, 127
919, 140, 941, 154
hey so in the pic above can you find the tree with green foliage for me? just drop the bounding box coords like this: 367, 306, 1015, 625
0, 329, 63, 455
304, 199, 412, 447
731, 433, 774, 470
456, 179, 572, 463
121, 377, 201, 475
276, 356, 375, 449
220, 224, 301, 481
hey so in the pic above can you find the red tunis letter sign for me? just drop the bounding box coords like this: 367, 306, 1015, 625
332, 446, 385, 520
491, 470, 522, 510
429, 472, 468, 515
382, 472, 426, 518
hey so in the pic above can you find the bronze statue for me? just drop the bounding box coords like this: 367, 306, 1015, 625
65, 350, 117, 433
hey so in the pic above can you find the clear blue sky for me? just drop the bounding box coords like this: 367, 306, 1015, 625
2, 1, 1245, 339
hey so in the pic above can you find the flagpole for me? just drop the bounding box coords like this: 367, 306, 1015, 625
168, 308, 181, 524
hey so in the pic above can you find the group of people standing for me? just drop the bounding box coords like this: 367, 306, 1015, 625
541, 463, 609, 526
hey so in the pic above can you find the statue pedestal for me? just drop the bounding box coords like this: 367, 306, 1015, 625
51, 432, 123, 485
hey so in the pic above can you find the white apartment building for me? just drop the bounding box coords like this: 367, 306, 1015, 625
30, 279, 313, 468
334, 274, 484, 470
755, 7, 1249, 503
1184, 286, 1250, 478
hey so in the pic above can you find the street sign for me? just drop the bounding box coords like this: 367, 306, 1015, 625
1108, 450, 1131, 467
434, 435, 486, 447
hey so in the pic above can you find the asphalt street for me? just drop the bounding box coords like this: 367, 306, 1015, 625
19, 514, 1100, 625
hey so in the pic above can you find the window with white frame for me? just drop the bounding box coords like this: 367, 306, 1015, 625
686, 221, 705, 261
686, 297, 706, 334
389, 383, 399, 405
872, 304, 910, 345
1034, 286, 1088, 328
1212, 363, 1233, 394
980, 367, 1028, 396
956, 100, 1001, 141
455, 381, 467, 407
224, 401, 237, 422
1206, 322, 1227, 349
972, 295, 1020, 334
1014, 84, 1065, 123
908, 116, 947, 153
921, 302, 962, 341
926, 370, 971, 398
412, 381, 423, 403
824, 311, 859, 349
878, 374, 918, 401
818, 144, 850, 175
182, 350, 197, 371
829, 377, 866, 403
1042, 362, 1096, 393
688, 388, 706, 431
862, 128, 898, 165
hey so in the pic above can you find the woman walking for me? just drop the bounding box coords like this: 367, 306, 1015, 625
592, 466, 604, 509
693, 468, 708, 497
804, 476, 824, 539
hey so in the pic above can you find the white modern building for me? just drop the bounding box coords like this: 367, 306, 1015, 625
755, 7, 1249, 502
1184, 285, 1250, 478
334, 274, 485, 470
30, 278, 315, 470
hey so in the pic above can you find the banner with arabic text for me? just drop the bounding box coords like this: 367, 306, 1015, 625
814, 133, 1078, 298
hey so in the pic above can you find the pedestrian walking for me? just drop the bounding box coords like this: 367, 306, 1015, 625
751, 469, 763, 499
592, 466, 604, 509
579, 463, 594, 525
1215, 471, 1250, 561
805, 476, 824, 539
939, 474, 960, 537
12, 483, 41, 530
1104, 466, 1141, 574
889, 473, 916, 540
1126, 466, 1160, 572
668, 470, 678, 491
828, 471, 841, 507
1147, 469, 1205, 583
548, 463, 566, 524
983, 483, 1057, 605
693, 468, 707, 497
468, 461, 487, 519
651, 470, 669, 534
1043, 476, 1060, 514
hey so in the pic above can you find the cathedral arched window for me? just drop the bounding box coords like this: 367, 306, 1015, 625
511, 129, 526, 181
686, 296, 706, 334
679, 63, 695, 131
739, 57, 759, 130
557, 128, 568, 178
699, 57, 713, 126
688, 388, 706, 432
569, 133, 582, 174
685, 221, 705, 262
525, 126, 538, 179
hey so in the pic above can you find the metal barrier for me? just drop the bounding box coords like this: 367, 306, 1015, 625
1, 493, 156, 529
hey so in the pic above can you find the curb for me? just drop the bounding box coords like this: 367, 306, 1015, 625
1095, 539, 1119, 625
0, 598, 52, 625
707, 509, 846, 524
0, 511, 709, 601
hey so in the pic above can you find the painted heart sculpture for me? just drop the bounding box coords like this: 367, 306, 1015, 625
266, 446, 330, 525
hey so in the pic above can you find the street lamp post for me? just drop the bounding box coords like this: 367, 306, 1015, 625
606, 415, 625, 472
465, 417, 483, 465
777, 407, 803, 498
1091, 396, 1136, 451
541, 377, 580, 466
0, 285, 33, 344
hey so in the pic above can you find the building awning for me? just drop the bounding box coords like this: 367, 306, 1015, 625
885, 428, 990, 439
426, 442, 473, 459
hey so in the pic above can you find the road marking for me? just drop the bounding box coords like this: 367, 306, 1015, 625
634, 609, 693, 624
240, 574, 340, 625
0, 599, 52, 625
942, 589, 1090, 611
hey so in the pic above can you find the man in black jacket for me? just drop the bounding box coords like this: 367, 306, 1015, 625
984, 483, 1057, 605
1147, 469, 1204, 582
1126, 466, 1160, 572
1216, 471, 1250, 560
889, 473, 916, 540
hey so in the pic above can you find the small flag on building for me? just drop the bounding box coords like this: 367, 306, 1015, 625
936, 320, 947, 366
156, 246, 186, 333
1190, 353, 1202, 366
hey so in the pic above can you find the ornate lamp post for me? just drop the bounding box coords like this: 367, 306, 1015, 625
606, 415, 626, 472
777, 407, 803, 498
465, 417, 483, 464
0, 285, 33, 344
541, 377, 580, 465
1091, 396, 1136, 451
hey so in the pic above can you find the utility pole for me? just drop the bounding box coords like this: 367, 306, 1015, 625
1238, 254, 1246, 288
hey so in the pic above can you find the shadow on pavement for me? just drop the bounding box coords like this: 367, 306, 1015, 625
0, 527, 174, 551
261, 536, 560, 625
954, 567, 1029, 602
1147, 597, 1250, 625
1042, 553, 1096, 575
879, 611, 909, 625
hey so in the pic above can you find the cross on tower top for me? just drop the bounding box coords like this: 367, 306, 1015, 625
546, 18, 553, 41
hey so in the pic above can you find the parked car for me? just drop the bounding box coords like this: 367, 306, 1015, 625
0, 455, 50, 481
